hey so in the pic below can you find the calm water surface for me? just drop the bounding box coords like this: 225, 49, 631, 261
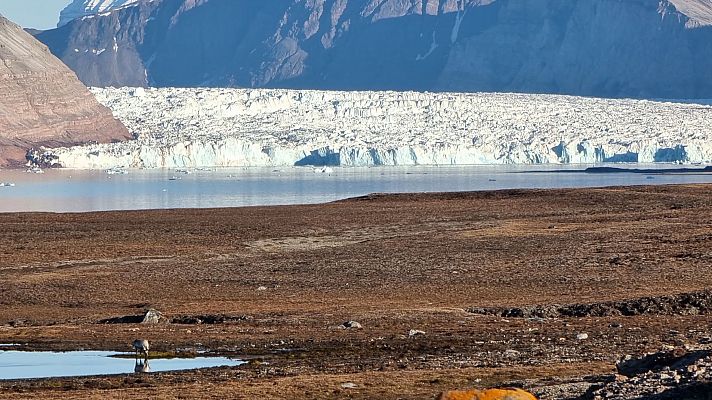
0, 165, 710, 213
0, 351, 242, 380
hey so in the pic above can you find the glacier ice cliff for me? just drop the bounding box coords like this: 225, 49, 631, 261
31, 88, 712, 169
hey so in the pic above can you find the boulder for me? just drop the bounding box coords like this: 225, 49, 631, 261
438, 388, 537, 400
141, 309, 165, 324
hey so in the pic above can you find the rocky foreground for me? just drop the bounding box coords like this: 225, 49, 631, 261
0, 185, 711, 398
0, 14, 128, 167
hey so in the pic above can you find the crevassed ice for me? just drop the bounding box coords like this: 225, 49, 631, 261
35, 87, 712, 169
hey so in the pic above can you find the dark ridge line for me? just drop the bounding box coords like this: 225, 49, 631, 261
517, 166, 712, 174
468, 289, 712, 318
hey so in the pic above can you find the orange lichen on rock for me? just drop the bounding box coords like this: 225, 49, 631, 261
438, 388, 537, 400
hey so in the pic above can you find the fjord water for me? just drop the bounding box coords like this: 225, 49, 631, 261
0, 351, 242, 380
0, 165, 711, 213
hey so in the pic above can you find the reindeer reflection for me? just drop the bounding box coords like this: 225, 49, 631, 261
132, 339, 150, 374
134, 358, 151, 373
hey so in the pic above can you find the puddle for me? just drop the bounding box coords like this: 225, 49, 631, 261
0, 351, 243, 380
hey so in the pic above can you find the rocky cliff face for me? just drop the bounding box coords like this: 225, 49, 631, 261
0, 14, 130, 167
36, 0, 712, 99
57, 0, 143, 28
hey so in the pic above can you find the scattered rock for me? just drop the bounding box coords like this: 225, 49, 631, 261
170, 314, 248, 325
100, 309, 168, 324
102, 312, 248, 325
591, 348, 712, 399
8, 319, 27, 327
342, 321, 362, 330
99, 315, 144, 324
576, 333, 589, 340
468, 289, 712, 319
616, 348, 701, 377
504, 349, 521, 358
257, 286, 268, 291
408, 329, 426, 337
340, 382, 357, 389
141, 309, 164, 324
531, 381, 596, 399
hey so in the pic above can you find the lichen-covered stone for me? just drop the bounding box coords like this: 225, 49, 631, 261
438, 388, 537, 400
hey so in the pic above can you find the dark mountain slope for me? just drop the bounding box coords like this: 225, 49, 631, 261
36, 0, 712, 98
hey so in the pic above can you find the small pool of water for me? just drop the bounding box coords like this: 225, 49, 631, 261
0, 351, 243, 380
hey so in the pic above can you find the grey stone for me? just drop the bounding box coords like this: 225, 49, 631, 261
141, 309, 164, 324
342, 321, 362, 330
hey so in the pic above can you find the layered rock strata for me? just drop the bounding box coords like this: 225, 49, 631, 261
0, 14, 129, 167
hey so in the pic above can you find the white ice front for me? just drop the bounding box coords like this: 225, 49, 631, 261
35, 87, 712, 169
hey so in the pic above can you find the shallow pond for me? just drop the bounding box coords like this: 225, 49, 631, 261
0, 351, 243, 380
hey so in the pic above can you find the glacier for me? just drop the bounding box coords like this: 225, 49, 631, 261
32, 87, 712, 169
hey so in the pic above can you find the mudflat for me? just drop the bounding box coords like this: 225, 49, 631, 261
1, 185, 711, 399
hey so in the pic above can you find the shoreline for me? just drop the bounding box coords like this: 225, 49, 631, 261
0, 181, 711, 215
1, 184, 712, 398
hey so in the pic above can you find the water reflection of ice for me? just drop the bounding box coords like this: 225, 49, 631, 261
0, 165, 710, 213
0, 351, 242, 380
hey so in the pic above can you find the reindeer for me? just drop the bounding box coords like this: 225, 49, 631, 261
132, 339, 150, 360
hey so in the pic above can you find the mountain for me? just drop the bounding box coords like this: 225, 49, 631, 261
37, 0, 712, 99
57, 0, 143, 28
0, 14, 130, 167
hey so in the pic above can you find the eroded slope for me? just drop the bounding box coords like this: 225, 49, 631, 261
0, 14, 129, 167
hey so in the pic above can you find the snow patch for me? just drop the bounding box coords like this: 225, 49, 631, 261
416, 32, 439, 61
58, 0, 153, 27
451, 7, 468, 43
